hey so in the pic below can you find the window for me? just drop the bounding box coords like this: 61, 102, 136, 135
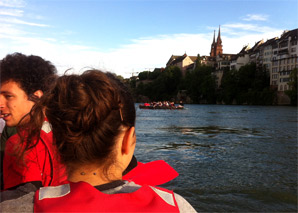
283, 78, 290, 82
280, 85, 283, 90
279, 42, 287, 48
284, 85, 287, 90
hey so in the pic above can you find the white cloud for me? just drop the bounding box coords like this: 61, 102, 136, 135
0, 0, 25, 8
221, 23, 277, 34
0, 3, 285, 79
0, 1, 47, 28
0, 8, 23, 16
0, 1, 286, 78
210, 23, 283, 54
0, 24, 285, 78
0, 23, 26, 38
242, 14, 269, 21
0, 17, 49, 27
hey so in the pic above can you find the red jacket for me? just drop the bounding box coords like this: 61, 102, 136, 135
34, 181, 180, 212
123, 160, 179, 186
3, 120, 67, 189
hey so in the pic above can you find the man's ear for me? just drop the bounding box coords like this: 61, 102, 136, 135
33, 90, 43, 98
121, 127, 136, 155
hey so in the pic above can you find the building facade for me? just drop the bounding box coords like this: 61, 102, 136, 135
271, 29, 298, 91
164, 28, 297, 94
210, 26, 223, 57
166, 54, 197, 76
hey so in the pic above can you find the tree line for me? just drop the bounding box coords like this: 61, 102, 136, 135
125, 60, 297, 106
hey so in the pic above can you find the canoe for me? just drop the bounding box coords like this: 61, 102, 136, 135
139, 105, 184, 110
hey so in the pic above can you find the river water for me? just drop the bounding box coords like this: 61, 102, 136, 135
134, 104, 297, 212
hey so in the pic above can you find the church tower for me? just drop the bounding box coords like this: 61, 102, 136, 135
210, 26, 223, 57
215, 26, 223, 56
210, 30, 216, 57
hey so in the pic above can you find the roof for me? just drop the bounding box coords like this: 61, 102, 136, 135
166, 53, 197, 67
247, 39, 264, 54
189, 56, 197, 62
264, 37, 278, 46
166, 54, 184, 66
235, 45, 250, 56
279, 28, 298, 41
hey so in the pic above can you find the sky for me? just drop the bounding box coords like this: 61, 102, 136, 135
0, 0, 297, 78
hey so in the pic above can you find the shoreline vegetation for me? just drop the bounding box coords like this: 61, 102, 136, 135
121, 62, 297, 106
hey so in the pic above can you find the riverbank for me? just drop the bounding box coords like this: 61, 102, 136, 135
136, 90, 294, 106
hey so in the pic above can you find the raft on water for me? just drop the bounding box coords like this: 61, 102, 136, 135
139, 104, 184, 110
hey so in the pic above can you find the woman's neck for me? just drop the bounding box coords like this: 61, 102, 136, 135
68, 165, 123, 186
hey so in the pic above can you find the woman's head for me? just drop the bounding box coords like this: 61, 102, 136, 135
41, 70, 136, 175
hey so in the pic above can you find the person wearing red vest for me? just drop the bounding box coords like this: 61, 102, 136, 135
0, 70, 196, 212
0, 53, 58, 191
3, 119, 67, 190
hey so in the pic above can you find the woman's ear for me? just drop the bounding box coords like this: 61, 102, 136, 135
33, 90, 44, 98
121, 127, 136, 155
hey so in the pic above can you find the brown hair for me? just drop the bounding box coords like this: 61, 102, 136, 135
0, 52, 57, 97
23, 70, 135, 174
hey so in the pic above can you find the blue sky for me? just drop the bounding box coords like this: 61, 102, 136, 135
0, 0, 297, 77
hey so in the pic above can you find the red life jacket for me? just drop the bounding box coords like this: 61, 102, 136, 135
3, 120, 67, 189
122, 160, 179, 186
34, 181, 180, 212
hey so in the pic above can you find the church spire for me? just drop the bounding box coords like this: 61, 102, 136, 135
217, 25, 222, 44
210, 30, 216, 57
215, 25, 223, 56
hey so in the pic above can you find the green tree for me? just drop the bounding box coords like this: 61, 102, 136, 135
220, 68, 238, 104
135, 66, 182, 101
138, 71, 149, 80
285, 68, 298, 106
220, 63, 274, 105
148, 69, 162, 80
184, 64, 216, 103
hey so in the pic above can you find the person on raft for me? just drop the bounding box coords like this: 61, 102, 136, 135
0, 70, 196, 212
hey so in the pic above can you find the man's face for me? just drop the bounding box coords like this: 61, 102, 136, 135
0, 81, 35, 127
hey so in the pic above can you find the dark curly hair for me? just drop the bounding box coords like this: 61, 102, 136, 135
25, 70, 136, 175
0, 52, 57, 97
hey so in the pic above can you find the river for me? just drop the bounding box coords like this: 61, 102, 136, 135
134, 104, 297, 212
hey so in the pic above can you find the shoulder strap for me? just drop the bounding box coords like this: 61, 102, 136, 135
39, 121, 54, 186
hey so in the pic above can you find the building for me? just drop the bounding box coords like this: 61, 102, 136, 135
207, 26, 236, 87
248, 39, 264, 64
164, 27, 297, 97
260, 37, 279, 87
210, 27, 223, 57
230, 45, 250, 71
166, 53, 197, 76
271, 29, 298, 91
